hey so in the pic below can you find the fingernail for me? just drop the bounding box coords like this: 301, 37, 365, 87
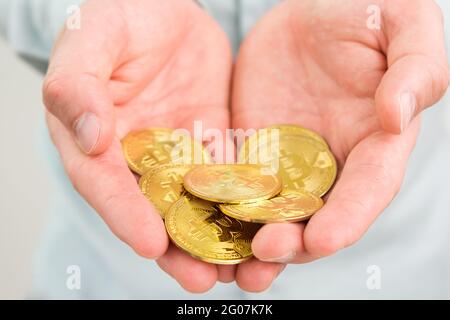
260, 251, 296, 264
74, 112, 100, 154
399, 92, 416, 133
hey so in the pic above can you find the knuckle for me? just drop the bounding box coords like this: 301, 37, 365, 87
435, 64, 450, 95
42, 75, 66, 113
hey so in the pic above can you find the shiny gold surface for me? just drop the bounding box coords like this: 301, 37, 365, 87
122, 125, 338, 265
267, 124, 328, 147
165, 195, 260, 264
219, 191, 323, 223
239, 128, 337, 196
183, 164, 282, 204
139, 164, 194, 218
122, 128, 211, 175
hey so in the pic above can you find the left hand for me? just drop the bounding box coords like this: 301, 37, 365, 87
231, 0, 449, 291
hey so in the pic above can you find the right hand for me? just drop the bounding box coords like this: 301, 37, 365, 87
43, 0, 235, 293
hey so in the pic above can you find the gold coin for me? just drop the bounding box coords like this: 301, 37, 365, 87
165, 195, 260, 264
183, 164, 282, 204
267, 124, 328, 147
139, 164, 194, 218
219, 191, 323, 223
238, 128, 337, 197
122, 128, 212, 175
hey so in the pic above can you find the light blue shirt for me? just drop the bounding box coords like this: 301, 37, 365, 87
1, 0, 450, 299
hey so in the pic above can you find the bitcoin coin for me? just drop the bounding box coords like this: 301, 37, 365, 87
219, 191, 323, 223
139, 164, 194, 218
267, 124, 328, 147
183, 164, 282, 204
122, 128, 211, 175
238, 128, 337, 197
165, 195, 260, 264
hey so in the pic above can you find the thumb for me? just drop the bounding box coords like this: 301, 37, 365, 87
43, 72, 115, 154
42, 1, 126, 155
375, 1, 450, 134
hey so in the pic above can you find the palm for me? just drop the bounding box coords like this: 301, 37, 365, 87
235, 0, 405, 163
233, 0, 421, 262
103, 1, 231, 138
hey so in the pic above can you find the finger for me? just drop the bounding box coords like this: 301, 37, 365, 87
43, 2, 127, 154
217, 265, 236, 283
252, 223, 317, 264
47, 112, 168, 258
303, 119, 420, 257
375, 0, 449, 134
43, 74, 115, 155
157, 245, 218, 293
235, 259, 285, 293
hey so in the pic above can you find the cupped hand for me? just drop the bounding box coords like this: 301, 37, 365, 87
232, 0, 449, 291
43, 0, 236, 293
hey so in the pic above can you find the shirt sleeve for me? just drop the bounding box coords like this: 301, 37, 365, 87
0, 0, 83, 60
0, 1, 11, 36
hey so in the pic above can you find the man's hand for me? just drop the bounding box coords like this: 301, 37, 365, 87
232, 0, 449, 291
43, 0, 236, 293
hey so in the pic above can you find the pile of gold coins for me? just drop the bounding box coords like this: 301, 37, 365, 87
121, 125, 337, 264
